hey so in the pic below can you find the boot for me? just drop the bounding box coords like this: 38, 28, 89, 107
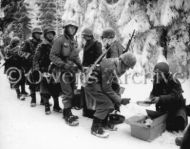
91, 117, 109, 138
21, 83, 29, 96
53, 97, 62, 113
45, 104, 51, 115
30, 93, 36, 107
103, 116, 118, 131
40, 94, 45, 105
40, 94, 52, 106
15, 88, 21, 99
63, 108, 79, 126
175, 137, 183, 146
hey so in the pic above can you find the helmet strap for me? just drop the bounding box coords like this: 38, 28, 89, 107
161, 72, 168, 84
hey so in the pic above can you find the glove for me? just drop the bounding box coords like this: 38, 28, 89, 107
151, 97, 160, 104
114, 104, 120, 112
62, 63, 73, 70
121, 98, 131, 105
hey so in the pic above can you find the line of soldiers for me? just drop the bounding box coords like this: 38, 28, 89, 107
2, 20, 190, 140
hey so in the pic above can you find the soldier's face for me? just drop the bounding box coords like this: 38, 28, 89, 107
82, 35, 92, 41
67, 25, 77, 35
34, 33, 42, 40
46, 32, 55, 41
102, 38, 112, 47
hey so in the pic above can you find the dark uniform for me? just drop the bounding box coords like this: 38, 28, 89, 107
150, 62, 188, 131
81, 28, 102, 118
50, 20, 82, 126
20, 27, 42, 106
3, 37, 27, 99
82, 40, 102, 67
33, 27, 62, 114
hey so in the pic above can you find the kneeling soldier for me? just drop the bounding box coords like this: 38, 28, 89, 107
84, 52, 136, 138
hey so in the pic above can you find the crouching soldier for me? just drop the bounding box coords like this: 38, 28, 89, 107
148, 62, 188, 131
33, 27, 62, 115
4, 37, 27, 100
84, 52, 136, 138
50, 20, 83, 126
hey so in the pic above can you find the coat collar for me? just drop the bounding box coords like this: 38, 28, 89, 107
42, 39, 53, 46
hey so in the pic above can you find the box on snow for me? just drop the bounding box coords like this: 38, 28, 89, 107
126, 110, 167, 142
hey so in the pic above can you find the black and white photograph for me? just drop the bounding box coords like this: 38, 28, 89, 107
0, 0, 190, 149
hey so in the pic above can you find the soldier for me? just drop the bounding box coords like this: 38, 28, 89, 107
50, 20, 82, 126
81, 28, 102, 67
4, 36, 29, 99
20, 27, 42, 107
81, 28, 102, 118
33, 26, 62, 115
84, 52, 136, 138
101, 28, 125, 101
101, 28, 124, 58
148, 62, 188, 131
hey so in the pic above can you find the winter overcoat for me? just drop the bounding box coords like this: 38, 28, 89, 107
84, 58, 122, 119
33, 39, 61, 97
20, 38, 42, 72
106, 40, 124, 58
82, 40, 102, 67
150, 75, 188, 131
49, 34, 81, 70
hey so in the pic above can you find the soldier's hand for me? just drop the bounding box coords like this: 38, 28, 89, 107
151, 97, 160, 104
63, 63, 73, 70
121, 98, 131, 105
115, 104, 120, 112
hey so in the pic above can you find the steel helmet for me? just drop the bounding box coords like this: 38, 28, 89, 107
101, 28, 115, 39
32, 27, 42, 34
10, 36, 20, 45
43, 26, 56, 36
154, 62, 169, 74
119, 52, 136, 68
63, 20, 78, 28
82, 28, 93, 37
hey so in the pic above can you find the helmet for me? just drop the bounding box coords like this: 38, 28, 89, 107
154, 62, 169, 74
32, 27, 42, 34
10, 36, 20, 45
43, 26, 56, 36
82, 28, 93, 36
101, 28, 115, 39
63, 20, 78, 28
119, 52, 136, 68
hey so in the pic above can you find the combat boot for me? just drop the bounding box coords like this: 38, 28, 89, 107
91, 117, 109, 138
30, 93, 36, 107
63, 108, 79, 126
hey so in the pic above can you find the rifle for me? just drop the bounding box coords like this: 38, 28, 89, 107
81, 43, 113, 87
123, 30, 135, 53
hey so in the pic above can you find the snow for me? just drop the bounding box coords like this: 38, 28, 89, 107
0, 68, 189, 149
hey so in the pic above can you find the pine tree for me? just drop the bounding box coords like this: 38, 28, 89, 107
0, 0, 31, 40
37, 0, 57, 29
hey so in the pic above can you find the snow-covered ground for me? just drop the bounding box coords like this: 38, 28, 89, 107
0, 69, 189, 149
